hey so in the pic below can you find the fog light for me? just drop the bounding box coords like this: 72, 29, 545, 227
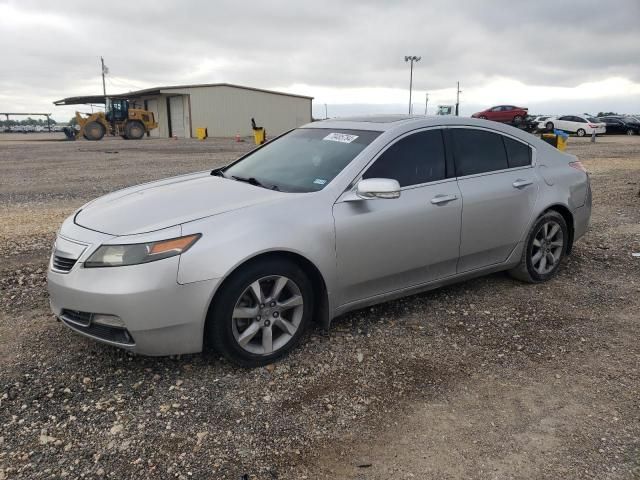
92, 314, 125, 328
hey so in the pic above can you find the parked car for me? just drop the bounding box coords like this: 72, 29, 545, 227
543, 115, 606, 136
48, 116, 591, 367
597, 116, 640, 135
471, 105, 529, 124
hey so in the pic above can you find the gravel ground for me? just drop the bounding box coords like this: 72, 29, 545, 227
0, 132, 639, 479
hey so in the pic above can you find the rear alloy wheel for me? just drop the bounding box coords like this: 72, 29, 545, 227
576, 128, 586, 137
545, 122, 554, 130
83, 121, 105, 141
627, 129, 635, 136
124, 121, 145, 140
509, 211, 568, 283
207, 258, 313, 367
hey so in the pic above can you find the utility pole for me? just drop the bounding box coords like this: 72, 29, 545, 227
404, 56, 421, 114
424, 92, 429, 115
324, 103, 328, 120
455, 81, 462, 116
100, 56, 107, 97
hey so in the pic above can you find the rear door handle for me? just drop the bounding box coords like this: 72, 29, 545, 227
512, 179, 533, 189
431, 194, 459, 205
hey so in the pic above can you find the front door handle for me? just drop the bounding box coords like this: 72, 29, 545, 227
512, 179, 533, 189
431, 194, 459, 205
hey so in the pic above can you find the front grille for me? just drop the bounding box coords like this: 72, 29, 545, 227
60, 312, 135, 345
52, 255, 77, 272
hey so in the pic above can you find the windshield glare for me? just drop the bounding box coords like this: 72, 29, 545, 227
223, 128, 381, 192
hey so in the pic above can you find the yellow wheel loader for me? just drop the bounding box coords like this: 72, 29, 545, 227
55, 96, 157, 141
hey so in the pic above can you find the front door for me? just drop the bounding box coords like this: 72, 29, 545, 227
333, 129, 462, 307
450, 127, 539, 272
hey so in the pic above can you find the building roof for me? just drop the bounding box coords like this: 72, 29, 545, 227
54, 83, 313, 106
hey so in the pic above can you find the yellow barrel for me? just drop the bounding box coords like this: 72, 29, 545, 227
253, 127, 266, 145
196, 127, 208, 140
541, 133, 568, 151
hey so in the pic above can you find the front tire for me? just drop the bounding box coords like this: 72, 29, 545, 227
545, 122, 554, 131
509, 211, 568, 283
206, 258, 314, 367
83, 121, 105, 141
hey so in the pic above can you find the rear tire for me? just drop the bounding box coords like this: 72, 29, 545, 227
577, 128, 586, 137
124, 121, 145, 140
509, 211, 568, 283
206, 258, 314, 368
83, 121, 105, 141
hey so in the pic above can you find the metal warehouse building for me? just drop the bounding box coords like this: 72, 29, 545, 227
123, 83, 313, 138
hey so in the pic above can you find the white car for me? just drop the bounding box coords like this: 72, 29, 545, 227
542, 115, 606, 136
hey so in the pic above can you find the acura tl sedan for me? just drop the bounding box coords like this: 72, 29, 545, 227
48, 115, 591, 367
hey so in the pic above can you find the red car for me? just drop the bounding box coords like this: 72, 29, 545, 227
471, 105, 528, 124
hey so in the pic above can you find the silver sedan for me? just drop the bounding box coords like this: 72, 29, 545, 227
48, 115, 591, 367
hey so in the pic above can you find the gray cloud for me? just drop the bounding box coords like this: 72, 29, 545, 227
1, 0, 639, 120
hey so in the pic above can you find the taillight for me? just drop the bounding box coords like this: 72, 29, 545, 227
569, 161, 587, 173
588, 124, 596, 128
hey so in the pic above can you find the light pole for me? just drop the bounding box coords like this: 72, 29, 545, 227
455, 81, 462, 116
424, 92, 429, 115
404, 55, 421, 114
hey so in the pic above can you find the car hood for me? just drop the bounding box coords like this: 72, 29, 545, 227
75, 172, 287, 235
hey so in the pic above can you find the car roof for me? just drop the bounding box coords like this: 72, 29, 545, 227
302, 115, 544, 143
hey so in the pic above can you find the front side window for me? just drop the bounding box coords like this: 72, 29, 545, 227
223, 128, 381, 192
451, 129, 509, 176
363, 129, 446, 187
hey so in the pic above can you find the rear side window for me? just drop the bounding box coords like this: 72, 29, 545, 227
451, 129, 508, 176
363, 129, 446, 187
503, 137, 531, 168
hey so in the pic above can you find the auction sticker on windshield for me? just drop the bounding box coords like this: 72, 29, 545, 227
323, 132, 359, 143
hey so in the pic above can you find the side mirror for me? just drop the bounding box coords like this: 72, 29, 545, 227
356, 178, 401, 199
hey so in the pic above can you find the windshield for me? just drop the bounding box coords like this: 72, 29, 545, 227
222, 128, 381, 192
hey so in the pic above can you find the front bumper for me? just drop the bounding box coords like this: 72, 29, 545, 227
48, 229, 219, 356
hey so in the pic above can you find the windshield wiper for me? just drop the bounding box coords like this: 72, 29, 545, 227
231, 175, 266, 188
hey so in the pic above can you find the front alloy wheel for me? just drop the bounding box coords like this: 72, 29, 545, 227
232, 275, 304, 355
207, 258, 313, 367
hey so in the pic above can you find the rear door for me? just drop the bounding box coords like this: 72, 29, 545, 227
450, 127, 538, 272
333, 128, 461, 306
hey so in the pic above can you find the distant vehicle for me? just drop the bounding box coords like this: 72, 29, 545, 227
543, 115, 606, 137
471, 105, 529, 124
436, 105, 456, 116
597, 116, 640, 135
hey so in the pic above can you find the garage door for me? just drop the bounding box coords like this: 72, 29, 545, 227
146, 99, 159, 137
169, 96, 186, 138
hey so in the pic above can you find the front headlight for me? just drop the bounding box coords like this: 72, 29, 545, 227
84, 234, 201, 268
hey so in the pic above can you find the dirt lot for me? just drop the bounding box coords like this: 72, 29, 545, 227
1, 132, 639, 480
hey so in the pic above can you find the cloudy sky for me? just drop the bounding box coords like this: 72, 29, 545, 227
2, 0, 639, 121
